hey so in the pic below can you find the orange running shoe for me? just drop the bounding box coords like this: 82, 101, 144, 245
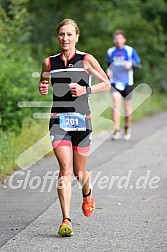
58, 218, 73, 237
82, 186, 95, 217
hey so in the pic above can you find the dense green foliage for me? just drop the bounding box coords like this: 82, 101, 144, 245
28, 0, 167, 90
0, 0, 38, 132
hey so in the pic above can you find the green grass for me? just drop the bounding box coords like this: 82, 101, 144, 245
90, 91, 167, 132
0, 92, 167, 177
132, 93, 167, 121
0, 119, 51, 176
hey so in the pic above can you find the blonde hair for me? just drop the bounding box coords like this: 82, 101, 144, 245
56, 19, 80, 35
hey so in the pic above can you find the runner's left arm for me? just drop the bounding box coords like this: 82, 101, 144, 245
132, 49, 142, 69
85, 53, 110, 94
69, 54, 110, 97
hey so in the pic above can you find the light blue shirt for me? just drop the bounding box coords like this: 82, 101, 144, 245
106, 45, 141, 88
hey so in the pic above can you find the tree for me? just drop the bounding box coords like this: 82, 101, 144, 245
0, 0, 42, 132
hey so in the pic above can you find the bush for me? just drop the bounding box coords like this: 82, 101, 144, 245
0, 0, 51, 133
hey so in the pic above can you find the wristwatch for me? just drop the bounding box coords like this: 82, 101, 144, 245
86, 86, 91, 95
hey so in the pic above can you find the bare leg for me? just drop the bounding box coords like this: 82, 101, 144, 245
111, 91, 122, 130
54, 146, 72, 220
73, 149, 95, 217
73, 150, 90, 195
124, 99, 132, 128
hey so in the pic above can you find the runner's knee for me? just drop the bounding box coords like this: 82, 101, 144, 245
59, 163, 72, 177
74, 170, 89, 182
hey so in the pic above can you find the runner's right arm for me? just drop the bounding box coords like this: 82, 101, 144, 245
39, 57, 50, 95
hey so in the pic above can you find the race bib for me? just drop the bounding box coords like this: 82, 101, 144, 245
59, 113, 86, 131
115, 82, 126, 91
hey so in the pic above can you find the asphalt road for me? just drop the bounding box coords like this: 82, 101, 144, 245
0, 112, 167, 252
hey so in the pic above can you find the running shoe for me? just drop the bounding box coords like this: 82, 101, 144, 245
82, 185, 95, 217
123, 127, 131, 140
112, 130, 121, 140
58, 219, 73, 237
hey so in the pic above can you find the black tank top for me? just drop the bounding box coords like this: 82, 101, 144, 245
49, 50, 92, 115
